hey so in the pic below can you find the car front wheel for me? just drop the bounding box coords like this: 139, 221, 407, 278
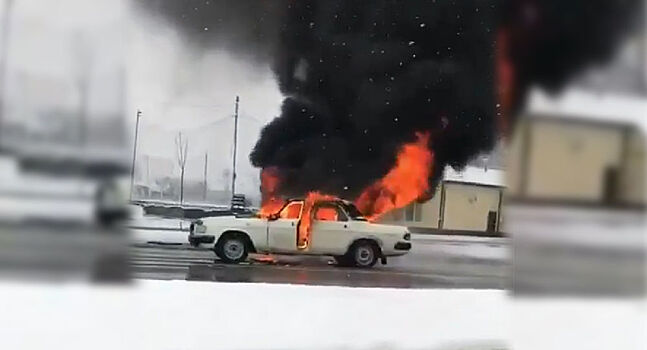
350, 240, 379, 268
333, 255, 353, 267
215, 235, 249, 264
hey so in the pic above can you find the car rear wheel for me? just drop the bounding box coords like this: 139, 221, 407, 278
215, 235, 249, 264
350, 240, 378, 268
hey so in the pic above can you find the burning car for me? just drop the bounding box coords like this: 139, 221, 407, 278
188, 198, 411, 268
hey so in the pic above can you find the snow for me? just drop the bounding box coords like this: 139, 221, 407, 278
443, 165, 505, 187
412, 233, 508, 245
0, 157, 98, 197
511, 298, 646, 350
127, 205, 191, 231
411, 235, 509, 262
0, 279, 507, 350
527, 88, 647, 131
506, 204, 645, 250
0, 196, 95, 223
130, 227, 188, 245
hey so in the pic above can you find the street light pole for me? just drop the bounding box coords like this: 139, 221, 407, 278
231, 96, 239, 198
130, 110, 142, 201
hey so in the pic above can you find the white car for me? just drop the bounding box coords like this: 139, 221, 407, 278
188, 199, 411, 268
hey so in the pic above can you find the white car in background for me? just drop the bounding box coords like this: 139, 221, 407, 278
188, 199, 411, 268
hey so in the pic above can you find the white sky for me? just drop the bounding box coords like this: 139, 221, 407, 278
2, 0, 125, 117
1, 0, 284, 196
2, 0, 643, 198
126, 12, 283, 194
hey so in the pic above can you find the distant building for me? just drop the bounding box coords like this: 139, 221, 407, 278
380, 88, 647, 235
379, 166, 505, 234
507, 89, 646, 208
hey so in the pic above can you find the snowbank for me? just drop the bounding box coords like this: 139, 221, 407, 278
0, 280, 507, 350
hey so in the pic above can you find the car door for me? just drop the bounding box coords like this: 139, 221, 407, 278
309, 203, 350, 255
268, 201, 303, 252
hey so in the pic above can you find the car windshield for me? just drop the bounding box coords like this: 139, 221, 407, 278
339, 202, 367, 221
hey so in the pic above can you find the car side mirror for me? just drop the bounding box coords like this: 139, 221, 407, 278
268, 213, 279, 221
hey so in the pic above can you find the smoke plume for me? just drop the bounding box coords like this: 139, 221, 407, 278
138, 0, 641, 201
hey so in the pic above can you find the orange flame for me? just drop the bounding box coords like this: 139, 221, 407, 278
258, 132, 434, 248
259, 167, 285, 218
296, 192, 338, 249
314, 207, 338, 221
354, 132, 434, 221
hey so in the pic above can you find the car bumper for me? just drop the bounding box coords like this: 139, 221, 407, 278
188, 234, 215, 246
394, 241, 411, 251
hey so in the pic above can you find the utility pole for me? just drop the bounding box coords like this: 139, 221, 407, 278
203, 152, 208, 201
231, 96, 239, 198
129, 110, 142, 201
175, 132, 188, 204
0, 0, 14, 136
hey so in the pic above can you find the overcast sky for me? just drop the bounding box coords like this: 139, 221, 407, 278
2, 0, 642, 199
2, 0, 125, 118
1, 0, 284, 196
127, 10, 283, 194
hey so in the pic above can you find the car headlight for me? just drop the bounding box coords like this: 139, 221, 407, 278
403, 232, 411, 241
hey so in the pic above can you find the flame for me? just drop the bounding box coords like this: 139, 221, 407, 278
259, 167, 285, 218
252, 255, 278, 264
258, 132, 434, 248
314, 207, 338, 221
296, 192, 338, 249
354, 132, 433, 221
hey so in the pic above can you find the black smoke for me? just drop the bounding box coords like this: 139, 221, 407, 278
137, 0, 641, 200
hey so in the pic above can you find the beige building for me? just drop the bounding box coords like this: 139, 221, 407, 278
508, 90, 646, 207
379, 166, 505, 234
381, 90, 646, 235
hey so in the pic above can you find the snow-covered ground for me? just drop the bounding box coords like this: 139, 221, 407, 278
130, 227, 189, 245
1, 279, 643, 350
0, 279, 507, 350
127, 204, 192, 231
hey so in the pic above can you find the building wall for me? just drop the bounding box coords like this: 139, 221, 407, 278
380, 182, 504, 232
619, 129, 646, 205
441, 182, 502, 231
508, 116, 645, 206
379, 185, 441, 228
525, 119, 623, 201
505, 119, 526, 197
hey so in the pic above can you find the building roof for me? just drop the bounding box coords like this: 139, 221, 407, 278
527, 88, 647, 131
443, 165, 505, 188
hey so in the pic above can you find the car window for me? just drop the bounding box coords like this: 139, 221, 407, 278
314, 205, 348, 222
279, 201, 303, 219
339, 202, 367, 221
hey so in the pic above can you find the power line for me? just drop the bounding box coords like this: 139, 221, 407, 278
237, 113, 267, 125
158, 102, 230, 109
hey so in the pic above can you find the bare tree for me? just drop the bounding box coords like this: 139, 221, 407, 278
175, 132, 189, 203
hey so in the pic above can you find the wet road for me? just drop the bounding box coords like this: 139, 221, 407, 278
130, 235, 509, 289
0, 223, 508, 289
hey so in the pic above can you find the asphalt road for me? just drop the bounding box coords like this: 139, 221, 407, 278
0, 223, 508, 289
130, 235, 509, 289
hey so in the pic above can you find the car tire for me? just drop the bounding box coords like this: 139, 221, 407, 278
349, 240, 379, 268
333, 255, 353, 267
215, 234, 249, 264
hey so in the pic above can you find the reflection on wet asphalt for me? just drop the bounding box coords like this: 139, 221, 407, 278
130, 241, 508, 289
